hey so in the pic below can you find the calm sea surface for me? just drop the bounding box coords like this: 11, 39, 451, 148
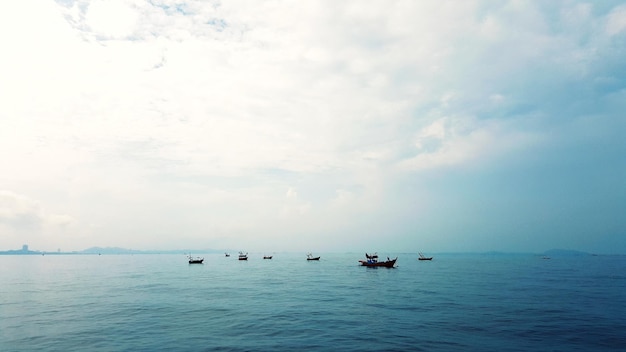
1, 253, 625, 351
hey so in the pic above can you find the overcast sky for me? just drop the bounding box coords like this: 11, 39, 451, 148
1, 0, 624, 254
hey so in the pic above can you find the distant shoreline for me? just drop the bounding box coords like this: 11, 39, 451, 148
0, 248, 224, 256
0, 247, 621, 256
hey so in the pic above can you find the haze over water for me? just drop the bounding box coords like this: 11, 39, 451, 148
2, 253, 624, 351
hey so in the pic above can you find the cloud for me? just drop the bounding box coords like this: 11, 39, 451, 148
84, 0, 139, 39
606, 5, 626, 35
0, 191, 44, 230
281, 187, 311, 217
0, 1, 624, 253
0, 191, 76, 234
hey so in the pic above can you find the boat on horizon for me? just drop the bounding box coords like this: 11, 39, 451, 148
359, 253, 397, 268
238, 252, 248, 260
418, 252, 433, 261
188, 255, 204, 264
225, 252, 230, 257
306, 253, 320, 261
263, 255, 273, 259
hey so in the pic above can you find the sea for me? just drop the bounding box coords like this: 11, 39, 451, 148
1, 252, 624, 351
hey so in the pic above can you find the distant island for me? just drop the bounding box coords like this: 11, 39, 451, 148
0, 245, 226, 255
0, 245, 608, 256
542, 249, 592, 257
0, 244, 44, 255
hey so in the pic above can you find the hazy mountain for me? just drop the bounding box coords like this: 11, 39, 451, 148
543, 249, 590, 257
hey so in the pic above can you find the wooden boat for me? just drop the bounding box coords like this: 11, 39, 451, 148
263, 255, 273, 259
359, 253, 397, 268
225, 253, 230, 257
188, 255, 204, 264
306, 253, 320, 261
238, 252, 248, 260
418, 252, 433, 261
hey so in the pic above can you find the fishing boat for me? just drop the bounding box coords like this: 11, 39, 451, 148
306, 253, 320, 261
188, 255, 204, 264
359, 253, 397, 268
225, 252, 230, 257
238, 252, 248, 260
418, 252, 433, 261
263, 255, 273, 259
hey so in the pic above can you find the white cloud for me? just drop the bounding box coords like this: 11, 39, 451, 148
281, 187, 311, 217
0, 191, 76, 239
606, 5, 626, 36
0, 1, 624, 253
400, 116, 542, 172
85, 0, 139, 39
0, 191, 43, 228
330, 189, 356, 209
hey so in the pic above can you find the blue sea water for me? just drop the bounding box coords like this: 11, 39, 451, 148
1, 253, 625, 351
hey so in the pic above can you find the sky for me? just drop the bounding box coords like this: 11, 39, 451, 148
0, 0, 625, 254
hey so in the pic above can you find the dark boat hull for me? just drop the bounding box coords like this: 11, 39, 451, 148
263, 256, 272, 259
418, 257, 433, 261
359, 258, 397, 268
189, 260, 203, 264
307, 257, 320, 261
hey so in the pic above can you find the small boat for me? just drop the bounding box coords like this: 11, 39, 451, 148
188, 255, 204, 264
359, 253, 397, 268
418, 252, 433, 261
306, 253, 320, 261
263, 255, 273, 259
238, 252, 248, 260
225, 253, 230, 257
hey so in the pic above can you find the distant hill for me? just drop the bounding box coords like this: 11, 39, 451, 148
0, 248, 42, 255
80, 247, 144, 255
79, 247, 225, 255
543, 249, 590, 257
